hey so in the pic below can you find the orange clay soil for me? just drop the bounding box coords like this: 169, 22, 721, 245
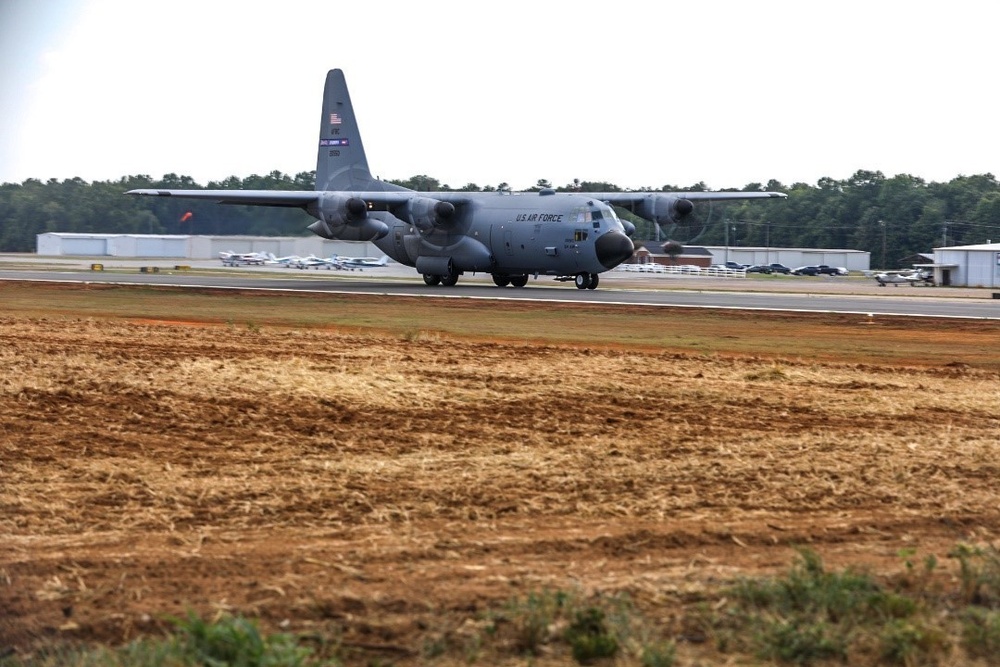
2, 289, 1000, 664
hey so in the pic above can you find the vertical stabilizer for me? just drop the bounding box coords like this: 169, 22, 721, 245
316, 69, 376, 191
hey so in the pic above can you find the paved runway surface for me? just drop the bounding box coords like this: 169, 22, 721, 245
2, 257, 998, 320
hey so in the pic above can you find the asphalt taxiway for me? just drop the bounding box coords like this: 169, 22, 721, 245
2, 255, 998, 320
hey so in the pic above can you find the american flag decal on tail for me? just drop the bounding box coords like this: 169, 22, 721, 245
329, 113, 342, 125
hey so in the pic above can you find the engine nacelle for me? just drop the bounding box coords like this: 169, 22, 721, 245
305, 193, 388, 241
634, 195, 695, 226
406, 197, 456, 233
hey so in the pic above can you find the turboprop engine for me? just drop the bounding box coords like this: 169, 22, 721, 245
634, 194, 695, 226
306, 193, 389, 241
406, 197, 456, 233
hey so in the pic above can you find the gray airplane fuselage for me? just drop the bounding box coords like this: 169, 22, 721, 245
367, 192, 633, 278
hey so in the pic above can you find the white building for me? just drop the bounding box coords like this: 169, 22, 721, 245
922, 242, 1000, 288
36, 233, 383, 260
703, 246, 871, 272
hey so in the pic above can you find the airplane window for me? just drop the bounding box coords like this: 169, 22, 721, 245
574, 230, 589, 242
592, 210, 603, 220
574, 208, 592, 223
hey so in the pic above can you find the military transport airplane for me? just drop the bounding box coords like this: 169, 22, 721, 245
129, 69, 786, 289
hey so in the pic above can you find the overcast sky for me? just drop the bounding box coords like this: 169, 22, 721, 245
2, 0, 998, 191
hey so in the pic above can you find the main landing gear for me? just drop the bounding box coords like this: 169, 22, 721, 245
575, 272, 599, 290
492, 274, 529, 288
423, 270, 460, 286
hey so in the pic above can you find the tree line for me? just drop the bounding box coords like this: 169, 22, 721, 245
2, 169, 999, 268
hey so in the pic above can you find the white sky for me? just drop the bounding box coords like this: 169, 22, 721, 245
2, 0, 998, 191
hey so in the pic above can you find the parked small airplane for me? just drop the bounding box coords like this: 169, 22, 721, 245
286, 255, 326, 269
874, 269, 933, 286
263, 253, 303, 266
130, 69, 785, 289
219, 251, 268, 266
334, 255, 390, 269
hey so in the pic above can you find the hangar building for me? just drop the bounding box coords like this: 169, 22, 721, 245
36, 233, 382, 261
921, 242, 1000, 288
703, 246, 871, 272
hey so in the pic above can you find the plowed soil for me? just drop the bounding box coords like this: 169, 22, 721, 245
2, 283, 1000, 664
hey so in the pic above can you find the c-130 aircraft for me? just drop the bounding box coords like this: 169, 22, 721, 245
129, 69, 785, 289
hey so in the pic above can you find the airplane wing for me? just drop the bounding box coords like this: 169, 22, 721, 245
596, 191, 787, 205
126, 188, 455, 208
127, 189, 319, 207
581, 190, 785, 228
127, 188, 782, 209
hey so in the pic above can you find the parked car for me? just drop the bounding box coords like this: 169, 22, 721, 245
746, 264, 772, 274
815, 265, 848, 276
792, 265, 820, 276
767, 263, 792, 274
724, 261, 748, 270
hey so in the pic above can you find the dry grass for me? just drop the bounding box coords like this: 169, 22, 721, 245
2, 283, 1000, 664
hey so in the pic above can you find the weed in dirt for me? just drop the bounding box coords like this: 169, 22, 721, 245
961, 608, 1000, 663
714, 548, 948, 665
0, 613, 326, 666
950, 543, 1000, 607
565, 607, 620, 663
483, 589, 672, 664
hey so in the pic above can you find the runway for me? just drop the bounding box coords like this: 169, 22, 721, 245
2, 260, 998, 320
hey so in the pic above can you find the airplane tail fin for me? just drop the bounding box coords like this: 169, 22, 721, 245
317, 69, 380, 192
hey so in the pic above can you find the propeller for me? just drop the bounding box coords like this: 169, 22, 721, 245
653, 198, 715, 245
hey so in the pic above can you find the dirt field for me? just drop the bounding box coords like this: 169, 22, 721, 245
2, 283, 1000, 664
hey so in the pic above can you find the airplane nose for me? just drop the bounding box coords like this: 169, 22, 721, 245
595, 231, 634, 269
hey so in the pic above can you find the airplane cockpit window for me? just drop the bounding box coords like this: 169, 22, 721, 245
575, 205, 619, 229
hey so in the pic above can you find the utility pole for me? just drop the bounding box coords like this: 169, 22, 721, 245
724, 219, 729, 264
942, 221, 950, 247
765, 223, 770, 264
879, 220, 886, 269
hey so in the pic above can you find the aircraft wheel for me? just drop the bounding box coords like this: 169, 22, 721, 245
510, 275, 529, 288
587, 273, 600, 289
441, 272, 459, 287
492, 274, 510, 287
423, 274, 441, 286
574, 273, 590, 289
